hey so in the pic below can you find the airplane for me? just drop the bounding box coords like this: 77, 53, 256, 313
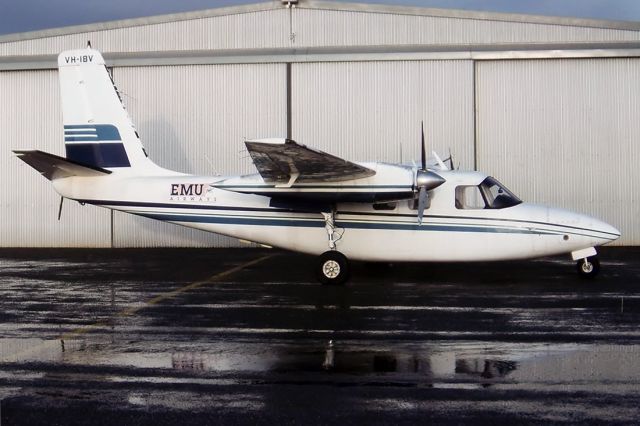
13, 48, 620, 285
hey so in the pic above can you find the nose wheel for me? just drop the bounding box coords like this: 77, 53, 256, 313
576, 256, 600, 279
317, 251, 350, 285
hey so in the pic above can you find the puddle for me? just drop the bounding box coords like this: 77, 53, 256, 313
126, 391, 265, 411
2, 337, 640, 386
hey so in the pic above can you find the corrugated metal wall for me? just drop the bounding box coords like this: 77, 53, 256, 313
111, 64, 287, 247
0, 8, 290, 56
1, 5, 639, 56
476, 58, 640, 245
292, 61, 475, 169
1, 64, 285, 247
1, 70, 111, 246
292, 8, 640, 47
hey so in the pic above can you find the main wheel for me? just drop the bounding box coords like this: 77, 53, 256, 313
576, 256, 600, 279
316, 251, 350, 285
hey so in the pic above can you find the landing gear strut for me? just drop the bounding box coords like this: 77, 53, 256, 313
576, 256, 600, 279
321, 211, 338, 250
317, 209, 349, 285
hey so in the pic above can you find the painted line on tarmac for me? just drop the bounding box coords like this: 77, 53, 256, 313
58, 254, 276, 341
2, 254, 275, 362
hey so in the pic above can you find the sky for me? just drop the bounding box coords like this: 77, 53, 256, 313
1, 0, 639, 36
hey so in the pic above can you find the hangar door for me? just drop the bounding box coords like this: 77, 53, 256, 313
2, 63, 287, 248
1, 70, 111, 247
476, 59, 640, 245
291, 60, 475, 170
110, 64, 287, 247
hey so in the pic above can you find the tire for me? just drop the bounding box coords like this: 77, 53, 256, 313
316, 251, 350, 285
576, 256, 600, 279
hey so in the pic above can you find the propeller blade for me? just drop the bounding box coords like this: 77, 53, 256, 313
417, 186, 428, 225
448, 148, 454, 171
432, 151, 448, 171
420, 121, 426, 170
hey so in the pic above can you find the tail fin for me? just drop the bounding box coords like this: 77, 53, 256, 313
58, 48, 159, 173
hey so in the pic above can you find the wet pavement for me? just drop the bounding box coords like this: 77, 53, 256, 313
0, 247, 639, 425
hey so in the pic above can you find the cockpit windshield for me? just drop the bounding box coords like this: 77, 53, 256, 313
479, 177, 521, 209
455, 177, 521, 210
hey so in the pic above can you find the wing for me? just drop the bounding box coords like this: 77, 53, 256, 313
245, 138, 375, 185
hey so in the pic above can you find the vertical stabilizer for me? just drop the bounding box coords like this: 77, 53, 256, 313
58, 48, 160, 173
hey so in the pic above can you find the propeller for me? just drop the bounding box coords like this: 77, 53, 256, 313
415, 122, 445, 225
442, 148, 455, 171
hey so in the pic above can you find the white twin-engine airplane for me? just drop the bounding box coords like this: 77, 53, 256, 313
15, 48, 620, 285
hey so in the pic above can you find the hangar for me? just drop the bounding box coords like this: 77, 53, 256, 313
1, 0, 639, 247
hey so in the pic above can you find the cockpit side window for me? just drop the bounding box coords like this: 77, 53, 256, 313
455, 186, 485, 209
455, 177, 521, 210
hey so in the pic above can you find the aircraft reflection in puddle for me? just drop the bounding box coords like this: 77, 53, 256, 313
5, 338, 640, 386
455, 358, 517, 379
170, 340, 518, 381
317, 340, 517, 379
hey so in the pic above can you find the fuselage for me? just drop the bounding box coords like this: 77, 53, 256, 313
51, 168, 620, 262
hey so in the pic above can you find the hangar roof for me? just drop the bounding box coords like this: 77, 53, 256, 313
2, 0, 640, 43
1, 0, 639, 69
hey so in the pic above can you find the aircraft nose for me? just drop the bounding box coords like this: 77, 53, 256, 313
591, 218, 621, 242
546, 207, 620, 244
573, 213, 621, 243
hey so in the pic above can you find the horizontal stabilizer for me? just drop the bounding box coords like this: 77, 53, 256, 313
13, 150, 112, 180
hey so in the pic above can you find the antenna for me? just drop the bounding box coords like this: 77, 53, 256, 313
87, 40, 92, 49
57, 196, 64, 220
203, 154, 220, 176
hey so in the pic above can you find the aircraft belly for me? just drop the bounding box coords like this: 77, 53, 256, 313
328, 228, 565, 262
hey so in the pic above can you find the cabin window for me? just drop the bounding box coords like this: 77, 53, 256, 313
373, 202, 397, 211
455, 177, 522, 210
408, 196, 430, 210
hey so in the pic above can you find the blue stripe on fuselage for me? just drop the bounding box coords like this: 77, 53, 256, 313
74, 199, 615, 239
133, 211, 556, 235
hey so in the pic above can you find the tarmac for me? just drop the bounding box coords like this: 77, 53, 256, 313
0, 247, 639, 425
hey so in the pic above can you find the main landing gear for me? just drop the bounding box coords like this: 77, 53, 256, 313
317, 250, 350, 285
316, 210, 350, 285
576, 256, 600, 279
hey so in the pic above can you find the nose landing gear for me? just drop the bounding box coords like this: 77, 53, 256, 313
576, 256, 600, 279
